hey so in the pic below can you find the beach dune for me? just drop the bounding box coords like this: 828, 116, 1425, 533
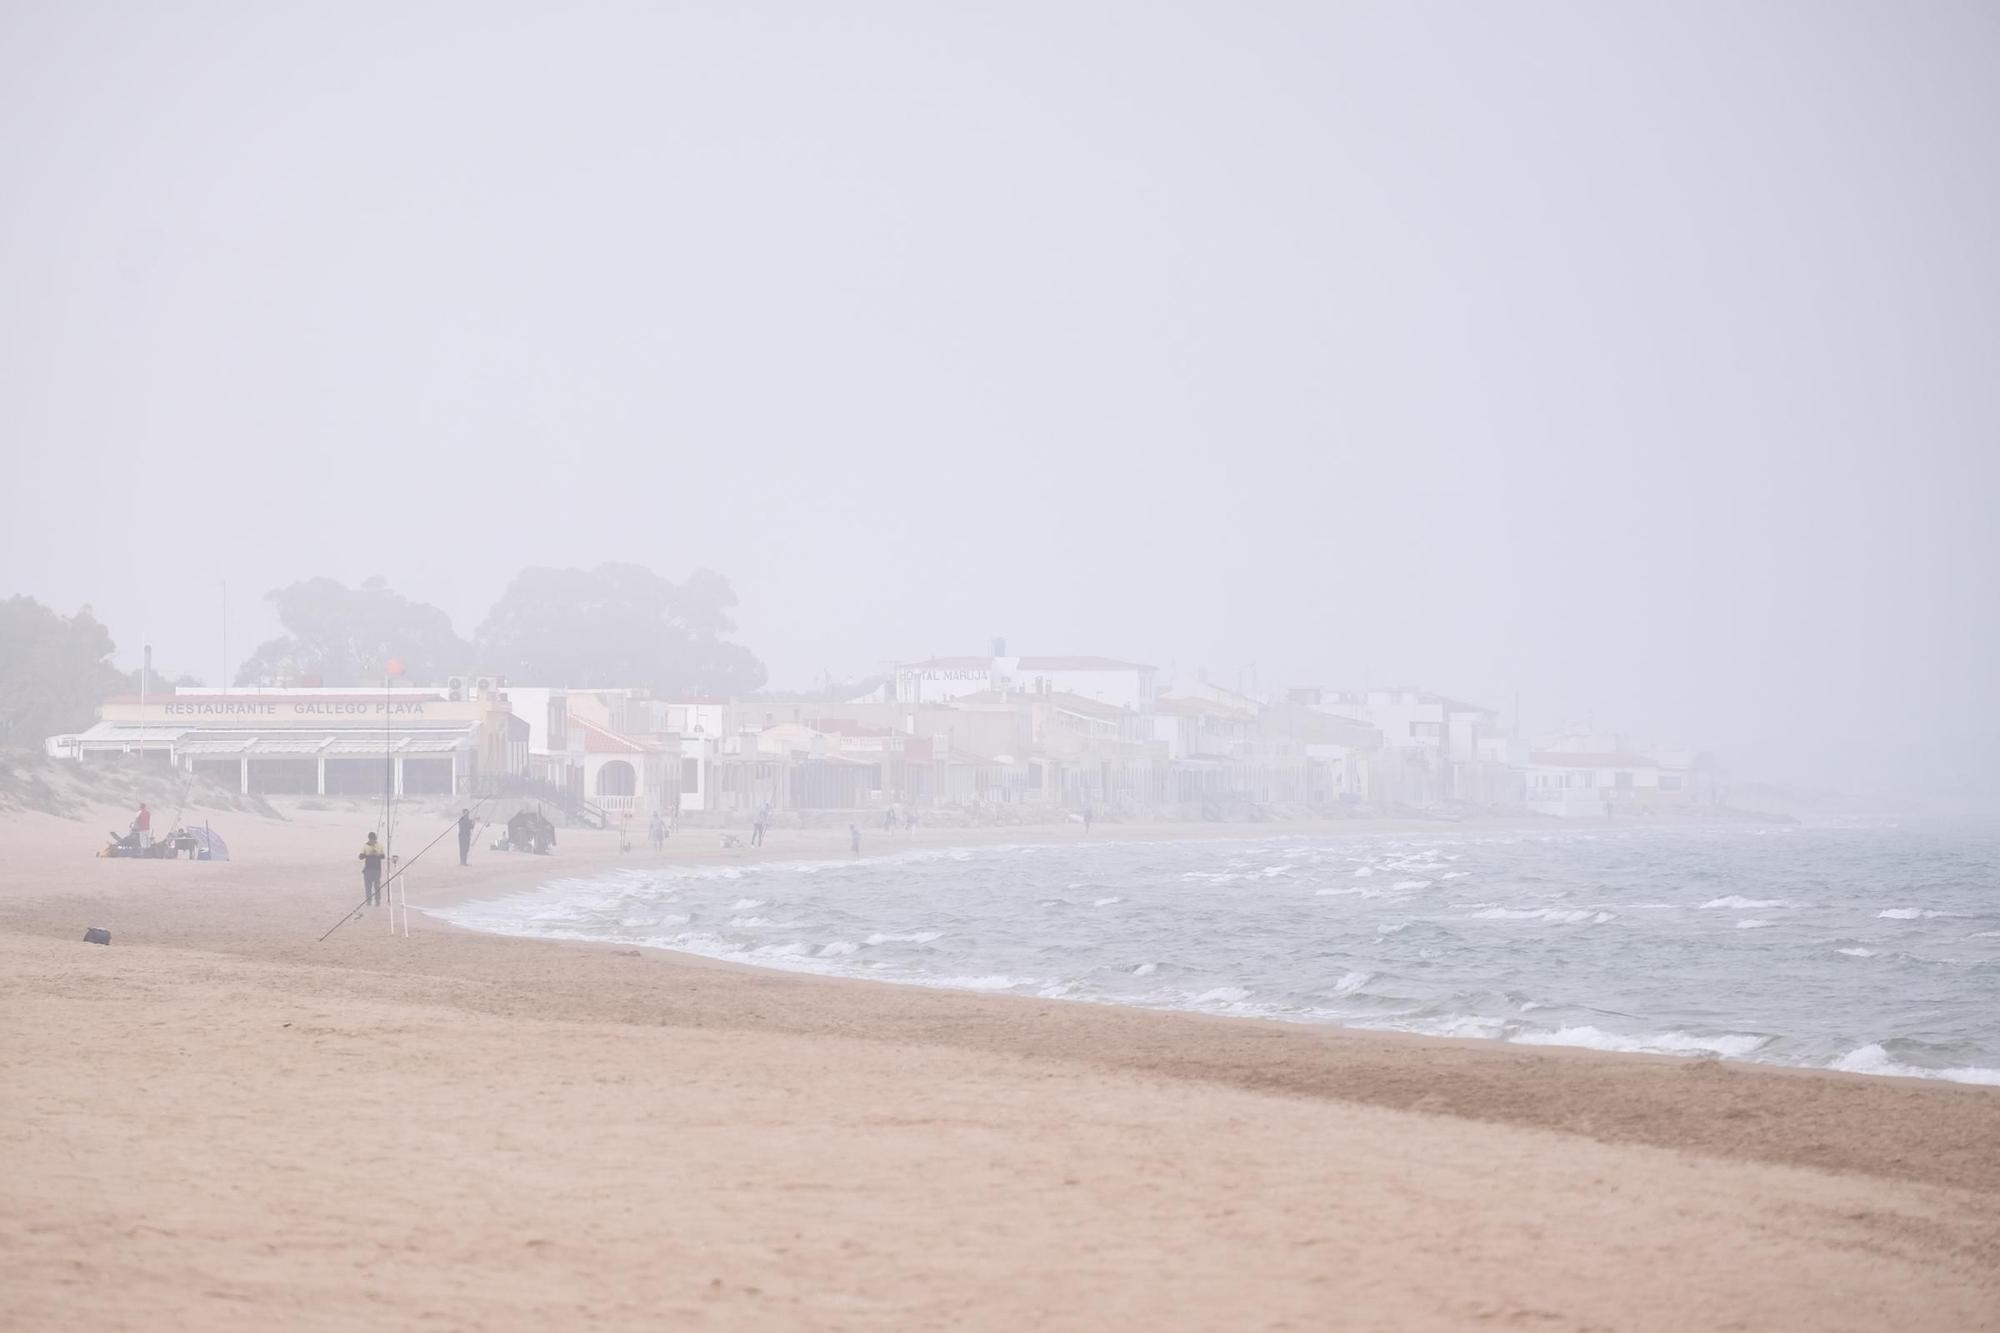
2, 804, 1996, 1330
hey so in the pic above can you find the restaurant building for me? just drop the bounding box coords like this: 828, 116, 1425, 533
47, 686, 524, 797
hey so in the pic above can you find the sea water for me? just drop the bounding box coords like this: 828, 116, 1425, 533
429, 823, 2000, 1085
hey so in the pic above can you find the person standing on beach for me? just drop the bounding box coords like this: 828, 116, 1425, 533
359, 833, 387, 906
1083, 805, 1093, 835
457, 809, 475, 866
133, 802, 152, 852
849, 823, 861, 855
752, 815, 766, 848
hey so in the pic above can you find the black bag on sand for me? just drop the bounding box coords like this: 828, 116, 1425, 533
83, 928, 111, 945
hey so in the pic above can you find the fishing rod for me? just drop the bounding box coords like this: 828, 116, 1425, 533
316, 790, 502, 943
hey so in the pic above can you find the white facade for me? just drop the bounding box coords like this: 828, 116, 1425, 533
1523, 753, 1662, 817
1002, 657, 1156, 711
674, 735, 712, 812
498, 687, 562, 755
893, 654, 1157, 711
656, 701, 728, 736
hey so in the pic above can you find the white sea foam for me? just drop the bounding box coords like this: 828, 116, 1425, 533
1132, 962, 1158, 976
1469, 906, 1612, 924
1830, 1044, 2000, 1086
1328, 971, 1373, 996
1513, 1026, 1768, 1059
1352, 866, 1374, 877
1415, 1014, 1509, 1040
817, 941, 859, 957
1837, 947, 1876, 957
1392, 879, 1432, 890
1877, 908, 1947, 919
1093, 896, 1125, 906
1191, 986, 1251, 1005
864, 931, 943, 945
1736, 919, 1771, 929
731, 898, 766, 911
1701, 896, 1787, 910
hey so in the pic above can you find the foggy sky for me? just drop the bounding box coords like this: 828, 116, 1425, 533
3, 2, 1996, 798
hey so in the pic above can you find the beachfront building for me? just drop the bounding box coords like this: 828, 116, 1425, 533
999, 657, 1157, 711
1259, 702, 1381, 805
890, 652, 1158, 713
47, 685, 524, 797
1290, 687, 1506, 805
1522, 751, 1664, 817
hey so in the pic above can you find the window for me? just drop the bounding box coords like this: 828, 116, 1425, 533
1661, 774, 1683, 791
1408, 722, 1441, 739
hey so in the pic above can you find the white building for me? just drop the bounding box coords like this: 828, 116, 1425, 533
1000, 657, 1157, 711
892, 654, 1157, 712
47, 686, 515, 797
1523, 751, 1663, 817
1291, 687, 1502, 803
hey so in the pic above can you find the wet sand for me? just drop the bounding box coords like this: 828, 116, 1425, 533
2, 802, 1996, 1329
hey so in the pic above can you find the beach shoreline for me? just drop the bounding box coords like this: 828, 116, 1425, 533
3, 800, 1996, 1328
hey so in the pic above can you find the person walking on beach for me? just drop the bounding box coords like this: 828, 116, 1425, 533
849, 823, 861, 855
359, 832, 387, 906
752, 815, 766, 848
457, 809, 475, 866
648, 811, 665, 852
1083, 805, 1093, 835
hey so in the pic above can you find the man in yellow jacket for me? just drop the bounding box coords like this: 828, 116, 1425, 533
359, 833, 387, 906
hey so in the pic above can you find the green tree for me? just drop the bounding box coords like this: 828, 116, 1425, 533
474, 564, 765, 695
0, 596, 133, 744
235, 577, 469, 686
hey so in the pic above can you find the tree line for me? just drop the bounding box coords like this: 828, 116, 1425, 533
0, 564, 765, 744
0, 597, 198, 746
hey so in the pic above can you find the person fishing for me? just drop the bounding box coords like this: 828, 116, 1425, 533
457, 809, 475, 866
132, 802, 153, 853
359, 832, 387, 906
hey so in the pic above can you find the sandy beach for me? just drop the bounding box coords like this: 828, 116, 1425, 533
3, 801, 1996, 1330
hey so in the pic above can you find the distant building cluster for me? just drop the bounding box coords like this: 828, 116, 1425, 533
46, 652, 1718, 822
